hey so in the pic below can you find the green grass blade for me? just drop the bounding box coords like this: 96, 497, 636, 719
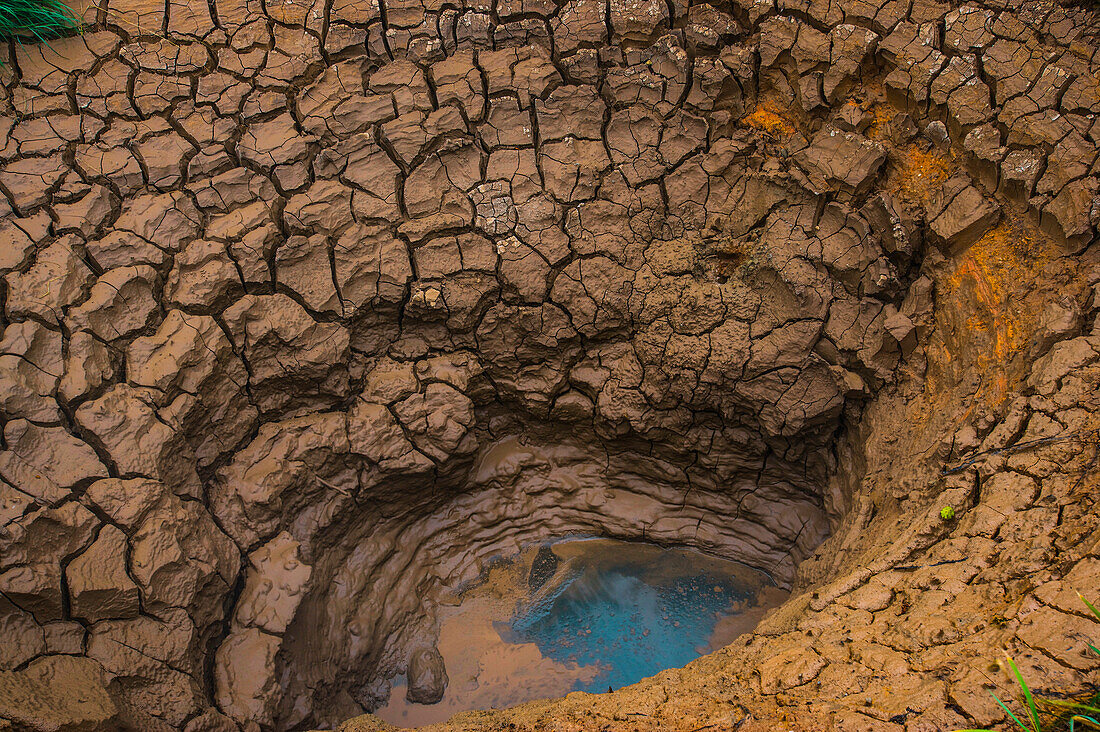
0, 0, 81, 42
1071, 716, 1100, 732
1078, 592, 1100, 623
1040, 698, 1100, 715
990, 691, 1036, 732
1005, 656, 1042, 732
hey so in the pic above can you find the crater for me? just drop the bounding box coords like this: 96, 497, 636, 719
253, 415, 828, 729
1, 0, 1099, 730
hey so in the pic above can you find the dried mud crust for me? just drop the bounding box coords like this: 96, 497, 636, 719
0, 0, 1099, 730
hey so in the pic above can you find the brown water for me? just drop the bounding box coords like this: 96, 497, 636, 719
374, 538, 786, 727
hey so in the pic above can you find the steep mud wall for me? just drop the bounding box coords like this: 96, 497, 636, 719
0, 0, 1098, 730
373, 225, 1100, 732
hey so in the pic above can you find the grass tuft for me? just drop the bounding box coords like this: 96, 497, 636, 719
0, 0, 81, 44
956, 594, 1100, 732
1081, 592, 1100, 658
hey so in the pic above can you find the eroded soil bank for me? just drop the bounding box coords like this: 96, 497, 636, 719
0, 0, 1099, 729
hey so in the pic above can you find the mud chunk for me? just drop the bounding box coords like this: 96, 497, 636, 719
0, 420, 107, 504
53, 185, 116, 238
4, 235, 92, 324
0, 599, 47, 669
165, 239, 242, 309
284, 180, 354, 233
758, 16, 798, 67
41, 621, 86, 656
74, 385, 203, 499
184, 709, 243, 732
393, 383, 477, 462
297, 61, 370, 137
86, 231, 170, 271
0, 213, 48, 271
212, 412, 353, 546
239, 113, 313, 170
113, 191, 201, 252
825, 24, 879, 102
222, 294, 351, 412
129, 492, 240, 625
861, 193, 917, 257
1041, 177, 1100, 252
609, 0, 667, 42
68, 524, 141, 623
0, 320, 63, 422
406, 646, 449, 704
127, 311, 257, 467
0, 155, 67, 212
943, 5, 995, 53
757, 643, 827, 693
235, 532, 312, 634
0, 656, 119, 730
0, 502, 99, 622
84, 478, 166, 530
215, 628, 281, 726
67, 265, 160, 342
87, 609, 208, 725
536, 86, 605, 142
996, 148, 1043, 206
793, 125, 886, 195
685, 5, 740, 51
961, 124, 1005, 191
928, 177, 1000, 253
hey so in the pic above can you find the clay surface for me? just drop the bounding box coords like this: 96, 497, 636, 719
0, 0, 1098, 729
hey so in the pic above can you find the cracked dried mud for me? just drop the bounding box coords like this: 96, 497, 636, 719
1, 0, 1100, 729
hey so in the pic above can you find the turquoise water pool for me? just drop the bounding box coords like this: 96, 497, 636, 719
501, 539, 771, 693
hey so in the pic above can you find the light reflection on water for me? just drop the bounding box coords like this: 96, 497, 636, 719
502, 540, 767, 693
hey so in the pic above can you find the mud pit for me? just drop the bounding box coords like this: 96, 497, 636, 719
374, 538, 784, 727
2, 0, 1100, 729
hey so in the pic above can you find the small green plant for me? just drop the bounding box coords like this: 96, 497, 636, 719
957, 593, 1100, 732
1080, 592, 1100, 658
940, 505, 956, 521
0, 0, 82, 44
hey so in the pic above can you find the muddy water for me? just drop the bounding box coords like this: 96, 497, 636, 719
374, 538, 786, 727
